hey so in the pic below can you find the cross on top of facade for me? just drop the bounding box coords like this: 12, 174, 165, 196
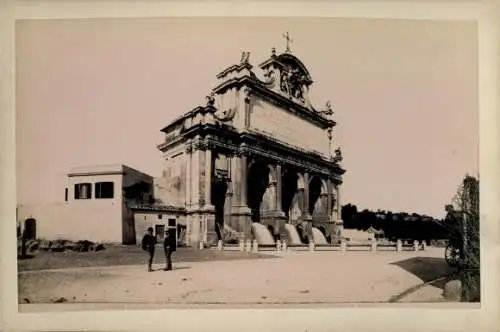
283, 31, 293, 53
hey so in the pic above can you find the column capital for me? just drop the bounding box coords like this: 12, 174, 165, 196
276, 159, 285, 166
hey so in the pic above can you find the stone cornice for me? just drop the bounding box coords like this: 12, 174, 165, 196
129, 204, 186, 214
216, 63, 255, 80
68, 171, 125, 177
240, 131, 345, 175
212, 75, 335, 129
157, 123, 345, 182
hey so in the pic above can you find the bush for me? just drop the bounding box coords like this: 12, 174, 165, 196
22, 239, 107, 253
445, 175, 480, 302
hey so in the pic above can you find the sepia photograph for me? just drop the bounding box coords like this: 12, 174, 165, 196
1, 2, 499, 331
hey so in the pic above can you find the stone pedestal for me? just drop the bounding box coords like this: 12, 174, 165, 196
230, 206, 252, 241
186, 204, 217, 248
260, 210, 287, 240
303, 216, 314, 243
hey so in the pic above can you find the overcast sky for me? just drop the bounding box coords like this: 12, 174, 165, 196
16, 17, 478, 218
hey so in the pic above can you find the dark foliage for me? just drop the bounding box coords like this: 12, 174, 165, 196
341, 203, 447, 243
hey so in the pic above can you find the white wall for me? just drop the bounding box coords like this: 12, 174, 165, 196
17, 201, 123, 243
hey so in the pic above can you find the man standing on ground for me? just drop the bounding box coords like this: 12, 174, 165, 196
141, 227, 156, 272
164, 229, 177, 271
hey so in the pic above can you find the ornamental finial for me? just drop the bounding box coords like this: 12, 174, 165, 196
283, 32, 293, 53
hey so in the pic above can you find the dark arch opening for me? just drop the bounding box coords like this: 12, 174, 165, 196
282, 169, 299, 218
308, 176, 322, 215
23, 218, 37, 240
211, 180, 228, 240
247, 161, 270, 223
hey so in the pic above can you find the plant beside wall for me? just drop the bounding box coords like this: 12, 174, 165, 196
445, 174, 480, 302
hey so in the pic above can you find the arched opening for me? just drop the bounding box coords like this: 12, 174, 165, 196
281, 169, 299, 218
211, 179, 228, 241
23, 218, 37, 240
247, 161, 271, 223
267, 224, 277, 241
308, 176, 322, 215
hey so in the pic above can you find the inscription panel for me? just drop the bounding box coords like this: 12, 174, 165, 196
250, 99, 329, 156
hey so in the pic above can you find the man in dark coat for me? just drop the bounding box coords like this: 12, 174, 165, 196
141, 227, 156, 272
164, 229, 177, 271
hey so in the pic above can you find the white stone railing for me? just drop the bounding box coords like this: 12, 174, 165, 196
211, 239, 428, 253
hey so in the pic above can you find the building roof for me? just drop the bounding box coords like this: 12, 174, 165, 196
129, 204, 186, 214
67, 164, 152, 178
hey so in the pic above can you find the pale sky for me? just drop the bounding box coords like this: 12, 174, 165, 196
16, 17, 478, 219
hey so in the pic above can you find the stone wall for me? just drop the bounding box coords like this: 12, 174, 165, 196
133, 211, 186, 245
250, 98, 330, 157
17, 201, 123, 243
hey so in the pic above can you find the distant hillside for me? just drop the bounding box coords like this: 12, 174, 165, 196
341, 203, 447, 241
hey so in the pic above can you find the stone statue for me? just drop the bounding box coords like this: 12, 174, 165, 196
325, 101, 333, 114
334, 147, 343, 162
206, 92, 215, 106
280, 69, 291, 95
280, 66, 306, 101
240, 51, 250, 65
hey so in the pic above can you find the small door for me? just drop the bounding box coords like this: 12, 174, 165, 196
167, 219, 177, 246
24, 218, 37, 240
155, 224, 165, 243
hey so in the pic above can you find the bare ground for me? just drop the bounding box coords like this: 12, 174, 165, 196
18, 247, 458, 307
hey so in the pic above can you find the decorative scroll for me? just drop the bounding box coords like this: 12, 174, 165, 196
214, 89, 237, 122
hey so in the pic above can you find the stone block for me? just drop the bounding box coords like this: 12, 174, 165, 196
340, 240, 347, 252
443, 279, 462, 302
252, 239, 258, 252
309, 242, 315, 251
245, 239, 252, 252
396, 239, 402, 252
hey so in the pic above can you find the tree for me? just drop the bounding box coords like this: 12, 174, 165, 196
445, 174, 480, 301
123, 181, 153, 204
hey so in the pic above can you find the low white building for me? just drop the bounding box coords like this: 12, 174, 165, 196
17, 164, 187, 244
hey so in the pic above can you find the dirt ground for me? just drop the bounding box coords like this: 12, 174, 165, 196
18, 247, 457, 308
18, 245, 274, 271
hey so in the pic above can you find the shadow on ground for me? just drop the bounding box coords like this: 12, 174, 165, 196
18, 247, 278, 272
391, 257, 457, 289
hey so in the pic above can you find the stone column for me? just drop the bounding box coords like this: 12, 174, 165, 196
204, 148, 214, 209
186, 137, 202, 247
190, 139, 201, 210
303, 172, 310, 218
303, 172, 313, 242
276, 164, 283, 213
336, 184, 342, 221
223, 181, 233, 239
327, 178, 333, 221
186, 137, 217, 248
202, 147, 217, 246
185, 144, 192, 208
230, 150, 252, 241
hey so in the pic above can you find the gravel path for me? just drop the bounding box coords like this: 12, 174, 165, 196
19, 247, 450, 307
